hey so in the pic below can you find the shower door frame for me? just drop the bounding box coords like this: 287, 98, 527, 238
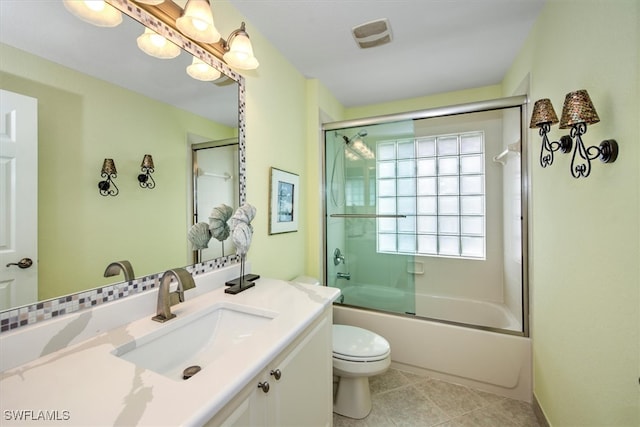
322, 95, 530, 337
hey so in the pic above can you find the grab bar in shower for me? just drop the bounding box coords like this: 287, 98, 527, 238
329, 214, 407, 218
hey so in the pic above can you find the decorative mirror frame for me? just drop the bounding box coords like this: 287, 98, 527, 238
0, 0, 246, 333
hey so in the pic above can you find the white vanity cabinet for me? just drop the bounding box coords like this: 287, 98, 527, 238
207, 307, 333, 427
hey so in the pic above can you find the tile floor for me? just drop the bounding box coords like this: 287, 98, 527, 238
333, 368, 541, 427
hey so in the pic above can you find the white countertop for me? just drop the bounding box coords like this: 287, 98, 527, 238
0, 276, 340, 426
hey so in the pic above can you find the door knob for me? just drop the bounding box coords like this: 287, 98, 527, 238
6, 258, 33, 269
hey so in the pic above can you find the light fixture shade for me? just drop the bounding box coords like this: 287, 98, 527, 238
223, 25, 259, 70
529, 98, 559, 128
63, 0, 122, 27
559, 89, 600, 129
141, 154, 154, 169
102, 158, 117, 175
137, 28, 181, 59
176, 0, 221, 43
186, 57, 222, 81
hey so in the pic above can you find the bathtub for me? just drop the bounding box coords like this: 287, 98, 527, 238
340, 284, 522, 331
333, 299, 532, 402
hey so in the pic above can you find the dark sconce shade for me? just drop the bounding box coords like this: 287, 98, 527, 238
138, 154, 156, 189
529, 98, 572, 168
559, 89, 600, 128
98, 158, 119, 196
559, 90, 618, 178
529, 98, 559, 127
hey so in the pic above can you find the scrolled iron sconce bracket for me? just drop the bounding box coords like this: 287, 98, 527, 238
138, 170, 155, 189
138, 154, 156, 189
98, 158, 119, 196
567, 123, 619, 178
537, 123, 573, 168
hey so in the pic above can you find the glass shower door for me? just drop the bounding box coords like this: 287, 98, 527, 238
325, 121, 416, 315
323, 100, 528, 335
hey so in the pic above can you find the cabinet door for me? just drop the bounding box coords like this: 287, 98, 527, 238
217, 398, 251, 427
270, 314, 332, 426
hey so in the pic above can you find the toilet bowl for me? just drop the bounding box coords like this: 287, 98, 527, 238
332, 324, 391, 419
292, 277, 391, 419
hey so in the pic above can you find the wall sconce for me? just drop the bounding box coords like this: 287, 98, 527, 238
559, 90, 618, 178
221, 22, 260, 70
98, 158, 119, 196
69, 1, 260, 72
63, 0, 122, 27
529, 98, 572, 168
138, 154, 156, 189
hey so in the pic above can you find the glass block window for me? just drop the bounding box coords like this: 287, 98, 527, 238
376, 132, 485, 259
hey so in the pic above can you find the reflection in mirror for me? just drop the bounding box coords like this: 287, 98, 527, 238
0, 1, 243, 312
191, 138, 239, 263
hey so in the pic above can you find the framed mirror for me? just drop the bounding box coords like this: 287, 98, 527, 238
0, 0, 245, 313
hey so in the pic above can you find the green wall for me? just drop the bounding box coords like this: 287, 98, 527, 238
0, 43, 234, 300
228, 0, 639, 423
502, 0, 639, 425
210, 2, 312, 281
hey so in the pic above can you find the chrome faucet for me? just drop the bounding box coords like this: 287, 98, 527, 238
337, 272, 351, 280
333, 248, 346, 265
104, 260, 135, 282
152, 268, 196, 323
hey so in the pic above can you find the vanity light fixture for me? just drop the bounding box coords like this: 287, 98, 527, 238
222, 22, 260, 70
70, 1, 260, 72
138, 154, 156, 189
186, 57, 222, 81
63, 0, 122, 27
529, 98, 572, 168
98, 158, 119, 196
176, 0, 221, 44
136, 28, 181, 59
559, 89, 619, 179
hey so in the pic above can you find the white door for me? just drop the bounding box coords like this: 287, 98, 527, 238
0, 89, 38, 310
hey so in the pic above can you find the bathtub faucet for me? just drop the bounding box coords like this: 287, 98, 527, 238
337, 272, 351, 280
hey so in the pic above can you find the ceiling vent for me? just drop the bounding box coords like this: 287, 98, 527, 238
351, 18, 392, 49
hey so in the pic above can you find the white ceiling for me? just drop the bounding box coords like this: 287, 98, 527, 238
1, 1, 545, 123
229, 0, 546, 107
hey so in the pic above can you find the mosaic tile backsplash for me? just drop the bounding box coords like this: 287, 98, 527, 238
0, 256, 238, 334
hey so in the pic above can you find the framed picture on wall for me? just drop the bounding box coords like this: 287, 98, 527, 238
269, 167, 299, 234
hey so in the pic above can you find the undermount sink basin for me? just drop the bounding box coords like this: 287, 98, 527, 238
114, 302, 278, 381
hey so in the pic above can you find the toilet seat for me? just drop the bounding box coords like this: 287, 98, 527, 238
332, 324, 390, 362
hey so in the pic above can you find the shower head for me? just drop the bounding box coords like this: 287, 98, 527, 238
341, 130, 368, 145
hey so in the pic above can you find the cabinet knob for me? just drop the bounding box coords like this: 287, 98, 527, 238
270, 369, 282, 380
257, 381, 270, 393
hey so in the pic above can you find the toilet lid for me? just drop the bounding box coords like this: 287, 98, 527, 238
332, 324, 390, 362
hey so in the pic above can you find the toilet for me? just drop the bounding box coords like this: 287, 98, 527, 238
293, 277, 391, 419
